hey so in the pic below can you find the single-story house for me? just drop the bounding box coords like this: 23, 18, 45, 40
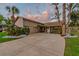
15, 17, 66, 35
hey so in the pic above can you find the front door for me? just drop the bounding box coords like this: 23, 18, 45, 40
38, 26, 46, 33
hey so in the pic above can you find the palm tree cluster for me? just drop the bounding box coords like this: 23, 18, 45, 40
6, 6, 19, 26
0, 6, 19, 26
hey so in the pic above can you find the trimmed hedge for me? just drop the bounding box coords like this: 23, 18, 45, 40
6, 26, 30, 36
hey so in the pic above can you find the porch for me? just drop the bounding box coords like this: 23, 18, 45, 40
38, 25, 62, 34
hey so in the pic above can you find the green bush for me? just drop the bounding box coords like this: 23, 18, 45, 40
6, 26, 30, 36
70, 32, 75, 36
69, 27, 79, 36
0, 32, 8, 36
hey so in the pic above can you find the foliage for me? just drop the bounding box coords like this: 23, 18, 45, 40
6, 6, 19, 15
69, 27, 79, 36
6, 6, 20, 26
6, 26, 30, 36
0, 15, 5, 24
70, 11, 79, 26
0, 32, 8, 36
4, 18, 13, 26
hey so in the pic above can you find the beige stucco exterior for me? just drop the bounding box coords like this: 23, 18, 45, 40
15, 17, 23, 27
15, 17, 66, 35
23, 18, 42, 34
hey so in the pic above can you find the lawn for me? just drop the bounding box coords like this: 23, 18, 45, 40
0, 32, 16, 43
64, 37, 79, 56
0, 38, 16, 43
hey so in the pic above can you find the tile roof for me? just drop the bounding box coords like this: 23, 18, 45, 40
16, 16, 63, 26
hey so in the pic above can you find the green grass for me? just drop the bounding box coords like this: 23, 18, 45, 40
0, 32, 8, 36
0, 32, 16, 43
64, 37, 79, 56
0, 38, 16, 43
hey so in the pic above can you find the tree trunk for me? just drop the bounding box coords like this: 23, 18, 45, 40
67, 4, 72, 35
67, 4, 72, 25
54, 3, 60, 23
62, 3, 66, 36
11, 14, 16, 26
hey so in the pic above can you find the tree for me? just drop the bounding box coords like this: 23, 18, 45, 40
51, 3, 61, 23
65, 3, 79, 35
62, 3, 66, 35
70, 11, 79, 26
6, 6, 19, 25
54, 3, 60, 22
62, 3, 76, 35
66, 3, 77, 25
0, 15, 5, 24
66, 3, 79, 24
4, 18, 13, 26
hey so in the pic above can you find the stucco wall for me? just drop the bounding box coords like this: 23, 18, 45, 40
15, 17, 23, 27
23, 20, 40, 34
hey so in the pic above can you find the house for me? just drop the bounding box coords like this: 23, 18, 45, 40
15, 17, 66, 35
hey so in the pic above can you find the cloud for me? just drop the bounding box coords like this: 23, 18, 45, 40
25, 10, 49, 23
42, 11, 49, 19
42, 11, 48, 16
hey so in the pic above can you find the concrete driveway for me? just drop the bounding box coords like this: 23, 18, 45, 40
0, 33, 65, 56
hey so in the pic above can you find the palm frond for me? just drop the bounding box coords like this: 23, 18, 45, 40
6, 6, 10, 12
12, 6, 19, 14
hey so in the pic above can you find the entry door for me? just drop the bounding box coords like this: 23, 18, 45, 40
39, 27, 45, 32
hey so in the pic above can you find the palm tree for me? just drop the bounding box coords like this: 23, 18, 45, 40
6, 6, 19, 25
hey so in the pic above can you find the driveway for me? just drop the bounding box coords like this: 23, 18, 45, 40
0, 33, 65, 56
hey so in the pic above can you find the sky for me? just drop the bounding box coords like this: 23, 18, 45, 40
0, 3, 50, 17
0, 3, 63, 20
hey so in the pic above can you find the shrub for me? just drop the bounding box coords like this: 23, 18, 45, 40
6, 26, 30, 36
0, 32, 8, 36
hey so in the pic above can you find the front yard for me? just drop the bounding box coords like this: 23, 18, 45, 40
0, 26, 29, 43
64, 37, 79, 56
64, 27, 79, 56
0, 32, 16, 43
0, 38, 16, 43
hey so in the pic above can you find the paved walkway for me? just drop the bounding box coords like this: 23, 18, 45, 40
0, 33, 65, 56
